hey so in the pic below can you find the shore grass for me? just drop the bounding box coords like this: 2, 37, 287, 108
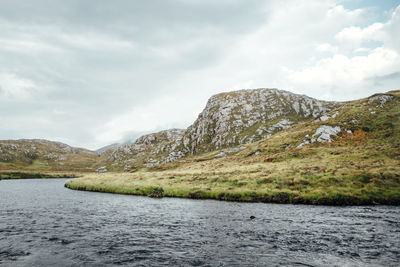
0, 170, 79, 180
65, 140, 400, 205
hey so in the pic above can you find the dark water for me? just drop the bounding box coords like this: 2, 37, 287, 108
0, 179, 399, 267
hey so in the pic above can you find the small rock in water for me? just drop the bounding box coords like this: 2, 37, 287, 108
250, 215, 255, 220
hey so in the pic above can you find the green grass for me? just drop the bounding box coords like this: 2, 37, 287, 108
0, 171, 79, 180
65, 137, 400, 206
65, 148, 400, 205
0, 139, 99, 172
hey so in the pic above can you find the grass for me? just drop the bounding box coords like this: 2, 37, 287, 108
0, 170, 79, 180
0, 139, 99, 172
65, 141, 400, 205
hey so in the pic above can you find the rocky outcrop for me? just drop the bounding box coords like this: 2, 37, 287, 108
102, 129, 187, 170
311, 125, 341, 143
96, 166, 108, 173
368, 94, 393, 108
103, 88, 342, 168
297, 125, 342, 148
184, 88, 340, 153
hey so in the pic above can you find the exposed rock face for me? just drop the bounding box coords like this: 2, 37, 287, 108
311, 125, 341, 143
96, 166, 108, 173
368, 94, 393, 108
319, 111, 339, 122
103, 88, 342, 168
297, 125, 342, 148
102, 129, 187, 169
184, 88, 340, 153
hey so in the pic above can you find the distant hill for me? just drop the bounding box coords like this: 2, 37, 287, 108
0, 139, 98, 172
96, 143, 120, 153
99, 129, 186, 171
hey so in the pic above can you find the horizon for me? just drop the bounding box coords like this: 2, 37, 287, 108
2, 86, 396, 151
1, 0, 399, 150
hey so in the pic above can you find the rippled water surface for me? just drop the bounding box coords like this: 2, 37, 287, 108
0, 179, 399, 266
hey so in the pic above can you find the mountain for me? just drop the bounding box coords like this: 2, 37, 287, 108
96, 143, 120, 153
0, 139, 98, 172
183, 88, 340, 153
101, 88, 341, 170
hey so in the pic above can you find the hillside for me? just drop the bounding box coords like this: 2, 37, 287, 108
184, 88, 340, 153
0, 88, 343, 173
99, 88, 341, 170
99, 129, 186, 171
0, 139, 98, 172
66, 90, 400, 205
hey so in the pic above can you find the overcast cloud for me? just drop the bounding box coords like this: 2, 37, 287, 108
0, 0, 399, 149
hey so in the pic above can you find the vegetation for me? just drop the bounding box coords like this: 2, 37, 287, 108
0, 139, 98, 172
65, 143, 400, 205
0, 171, 79, 180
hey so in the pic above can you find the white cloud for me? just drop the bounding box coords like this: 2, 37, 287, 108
334, 4, 400, 51
335, 23, 385, 49
95, 93, 200, 144
285, 47, 398, 85
0, 72, 38, 100
282, 3, 400, 100
57, 32, 136, 51
316, 43, 338, 53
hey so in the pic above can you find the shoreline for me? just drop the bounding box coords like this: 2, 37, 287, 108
64, 176, 400, 206
0, 171, 79, 180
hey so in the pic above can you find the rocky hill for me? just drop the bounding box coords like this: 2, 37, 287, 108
183, 88, 340, 153
101, 88, 341, 170
99, 129, 186, 171
0, 139, 98, 172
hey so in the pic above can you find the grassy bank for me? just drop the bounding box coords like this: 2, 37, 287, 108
0, 171, 79, 180
64, 171, 400, 205
65, 139, 400, 205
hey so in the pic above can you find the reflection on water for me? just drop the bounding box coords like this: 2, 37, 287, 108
0, 179, 399, 266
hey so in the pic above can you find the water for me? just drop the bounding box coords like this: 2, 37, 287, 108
0, 179, 399, 267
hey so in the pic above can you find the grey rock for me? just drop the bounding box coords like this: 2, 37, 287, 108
311, 125, 341, 143
96, 166, 108, 173
185, 88, 340, 153
368, 94, 393, 108
215, 152, 227, 158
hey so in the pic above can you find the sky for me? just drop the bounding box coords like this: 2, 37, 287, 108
0, 0, 399, 150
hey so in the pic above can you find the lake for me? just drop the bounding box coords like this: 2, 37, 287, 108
0, 179, 399, 266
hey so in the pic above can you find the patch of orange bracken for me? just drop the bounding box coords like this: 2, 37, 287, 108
335, 129, 368, 146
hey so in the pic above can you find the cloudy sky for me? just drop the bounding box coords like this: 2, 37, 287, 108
0, 0, 399, 150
